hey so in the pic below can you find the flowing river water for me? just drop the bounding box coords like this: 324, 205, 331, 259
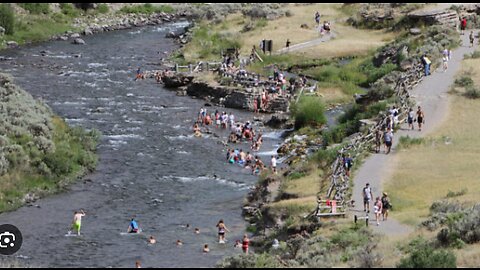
0, 21, 284, 267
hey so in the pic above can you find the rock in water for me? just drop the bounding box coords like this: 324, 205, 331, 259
6, 41, 18, 48
73, 38, 86, 45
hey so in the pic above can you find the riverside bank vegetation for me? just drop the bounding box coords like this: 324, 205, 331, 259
0, 73, 99, 212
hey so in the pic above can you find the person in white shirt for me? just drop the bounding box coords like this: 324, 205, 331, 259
271, 155, 277, 174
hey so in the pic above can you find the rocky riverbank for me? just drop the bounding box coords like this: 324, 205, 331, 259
51, 12, 186, 45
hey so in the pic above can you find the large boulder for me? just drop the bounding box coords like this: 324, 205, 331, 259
83, 28, 94, 35
264, 114, 289, 128
72, 38, 86, 45
165, 31, 176, 38
70, 33, 81, 39
0, 27, 5, 36
162, 74, 194, 88
6, 41, 18, 48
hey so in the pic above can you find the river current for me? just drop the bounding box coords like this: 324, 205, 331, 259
0, 21, 282, 267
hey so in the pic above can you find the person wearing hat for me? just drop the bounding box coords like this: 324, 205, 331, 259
381, 192, 392, 221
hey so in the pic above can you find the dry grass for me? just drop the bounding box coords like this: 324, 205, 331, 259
268, 196, 317, 218
455, 242, 480, 267
314, 86, 353, 105
238, 3, 341, 54
283, 168, 322, 197
296, 22, 396, 58
384, 58, 480, 226
183, 3, 398, 61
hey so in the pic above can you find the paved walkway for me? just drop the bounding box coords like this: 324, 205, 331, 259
351, 31, 478, 236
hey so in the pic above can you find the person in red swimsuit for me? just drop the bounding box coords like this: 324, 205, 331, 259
242, 234, 250, 254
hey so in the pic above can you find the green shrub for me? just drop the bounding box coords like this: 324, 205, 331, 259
397, 136, 424, 150
192, 24, 242, 60
471, 51, 480, 58
60, 3, 80, 17
464, 85, 480, 99
119, 3, 175, 14
43, 141, 74, 176
359, 60, 397, 86
435, 205, 480, 246
0, 4, 15, 35
18, 3, 50, 14
311, 146, 340, 166
291, 96, 327, 129
446, 188, 468, 198
398, 237, 457, 268
330, 227, 371, 249
96, 3, 109, 14
255, 18, 268, 28
366, 83, 394, 101
454, 75, 474, 87
218, 253, 282, 268
288, 171, 306, 180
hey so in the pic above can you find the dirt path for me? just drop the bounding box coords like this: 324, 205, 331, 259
276, 29, 336, 54
351, 31, 478, 236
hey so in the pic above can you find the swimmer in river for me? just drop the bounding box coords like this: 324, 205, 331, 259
148, 236, 156, 244
194, 228, 200, 234
71, 209, 86, 236
234, 240, 242, 248
216, 219, 230, 243
128, 218, 140, 233
193, 123, 202, 137
203, 244, 210, 253
176, 239, 183, 246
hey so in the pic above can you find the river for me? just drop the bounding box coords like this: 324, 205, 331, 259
0, 20, 283, 268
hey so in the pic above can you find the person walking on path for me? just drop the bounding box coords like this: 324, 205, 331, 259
384, 128, 393, 154
286, 39, 291, 51
421, 54, 431, 76
407, 107, 415, 130
344, 153, 353, 177
416, 106, 425, 131
381, 192, 392, 221
315, 11, 320, 26
470, 31, 475, 47
362, 183, 373, 213
461, 17, 467, 35
443, 54, 448, 72
374, 197, 383, 226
